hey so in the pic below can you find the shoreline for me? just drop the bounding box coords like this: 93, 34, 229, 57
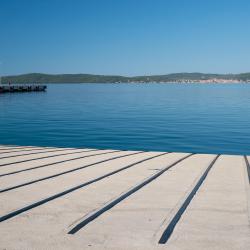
2, 72, 250, 84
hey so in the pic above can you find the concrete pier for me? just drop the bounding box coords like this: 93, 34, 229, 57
0, 145, 249, 249
0, 84, 46, 93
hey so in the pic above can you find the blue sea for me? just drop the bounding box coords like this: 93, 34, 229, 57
0, 83, 250, 155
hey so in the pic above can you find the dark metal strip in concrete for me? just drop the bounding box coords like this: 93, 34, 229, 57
244, 156, 250, 184
68, 153, 193, 234
158, 154, 220, 244
0, 150, 121, 178
0, 152, 168, 222
0, 149, 100, 168
0, 151, 144, 192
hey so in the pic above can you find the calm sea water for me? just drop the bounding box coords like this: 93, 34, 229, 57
0, 83, 250, 155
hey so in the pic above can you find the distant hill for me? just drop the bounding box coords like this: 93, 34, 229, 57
1, 73, 129, 84
1, 72, 250, 84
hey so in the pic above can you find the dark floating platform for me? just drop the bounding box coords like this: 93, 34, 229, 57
0, 84, 47, 93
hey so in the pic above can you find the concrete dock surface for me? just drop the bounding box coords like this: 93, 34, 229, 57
0, 145, 249, 250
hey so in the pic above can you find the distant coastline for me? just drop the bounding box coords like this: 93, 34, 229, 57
2, 72, 250, 84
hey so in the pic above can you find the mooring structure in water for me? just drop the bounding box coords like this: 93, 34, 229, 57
0, 84, 47, 93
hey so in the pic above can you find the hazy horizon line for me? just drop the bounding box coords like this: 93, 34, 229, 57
3, 71, 250, 77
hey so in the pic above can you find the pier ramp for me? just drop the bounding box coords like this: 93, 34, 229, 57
0, 145, 249, 249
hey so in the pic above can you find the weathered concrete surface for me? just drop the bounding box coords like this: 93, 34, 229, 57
0, 151, 167, 214
165, 155, 250, 250
71, 154, 215, 249
0, 145, 249, 250
0, 146, 93, 158
0, 148, 103, 176
0, 149, 117, 183
0, 147, 95, 166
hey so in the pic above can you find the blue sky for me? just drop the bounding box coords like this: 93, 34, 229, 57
0, 0, 250, 76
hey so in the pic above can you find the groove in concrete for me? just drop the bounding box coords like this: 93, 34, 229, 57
244, 156, 250, 184
0, 150, 121, 178
68, 153, 193, 234
0, 148, 88, 160
0, 152, 170, 222
0, 149, 100, 168
0, 151, 144, 192
158, 154, 220, 244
